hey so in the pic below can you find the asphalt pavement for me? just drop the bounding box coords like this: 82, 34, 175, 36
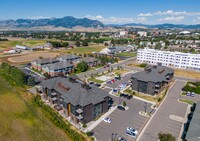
138, 80, 188, 141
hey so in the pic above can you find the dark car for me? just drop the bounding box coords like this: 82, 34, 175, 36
117, 105, 125, 111
127, 95, 133, 100
120, 93, 125, 97
118, 137, 127, 141
123, 94, 129, 98
89, 81, 95, 85
95, 83, 101, 87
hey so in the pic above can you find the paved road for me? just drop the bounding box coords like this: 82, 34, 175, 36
139, 80, 188, 141
93, 95, 154, 141
77, 58, 136, 79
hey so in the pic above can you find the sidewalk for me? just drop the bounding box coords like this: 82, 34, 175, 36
85, 106, 117, 132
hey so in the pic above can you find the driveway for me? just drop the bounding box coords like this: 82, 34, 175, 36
93, 96, 153, 141
138, 80, 188, 141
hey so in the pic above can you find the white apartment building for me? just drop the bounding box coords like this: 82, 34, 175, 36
137, 48, 200, 70
137, 31, 147, 37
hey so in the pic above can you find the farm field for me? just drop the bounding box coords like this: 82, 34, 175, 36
0, 40, 46, 49
7, 52, 60, 64
0, 76, 71, 141
65, 45, 106, 54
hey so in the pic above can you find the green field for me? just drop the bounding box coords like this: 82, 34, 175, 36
66, 45, 106, 54
0, 76, 72, 141
0, 67, 91, 141
116, 52, 136, 57
0, 40, 46, 49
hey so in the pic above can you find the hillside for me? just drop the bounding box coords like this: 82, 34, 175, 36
0, 16, 104, 29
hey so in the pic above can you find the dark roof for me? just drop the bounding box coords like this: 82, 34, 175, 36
132, 65, 174, 83
75, 57, 98, 63
40, 77, 108, 107
108, 46, 125, 53
42, 62, 73, 71
34, 57, 59, 65
58, 54, 80, 61
185, 102, 200, 141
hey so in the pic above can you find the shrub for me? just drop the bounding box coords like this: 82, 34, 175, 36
139, 63, 148, 68
158, 133, 176, 141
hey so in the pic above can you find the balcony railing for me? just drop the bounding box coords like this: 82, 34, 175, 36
76, 109, 83, 114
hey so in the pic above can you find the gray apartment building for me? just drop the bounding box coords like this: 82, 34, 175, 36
40, 77, 111, 124
131, 65, 174, 95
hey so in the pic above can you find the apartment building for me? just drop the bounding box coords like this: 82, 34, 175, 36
40, 77, 111, 124
137, 48, 200, 70
131, 65, 174, 95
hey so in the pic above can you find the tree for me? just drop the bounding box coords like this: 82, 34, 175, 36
158, 133, 176, 141
75, 40, 81, 47
123, 101, 126, 107
27, 76, 35, 86
77, 61, 88, 72
82, 40, 89, 46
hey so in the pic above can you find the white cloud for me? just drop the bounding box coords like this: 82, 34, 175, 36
157, 16, 185, 22
138, 10, 200, 17
85, 15, 148, 24
138, 13, 152, 17
27, 16, 51, 20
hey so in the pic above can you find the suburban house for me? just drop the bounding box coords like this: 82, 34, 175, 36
41, 62, 74, 77
58, 54, 80, 62
73, 57, 99, 67
131, 64, 174, 95
100, 46, 126, 54
40, 77, 111, 124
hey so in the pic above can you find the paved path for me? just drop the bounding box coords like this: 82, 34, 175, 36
138, 80, 188, 141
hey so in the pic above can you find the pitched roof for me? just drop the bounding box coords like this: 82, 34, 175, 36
132, 65, 174, 83
75, 57, 98, 63
185, 102, 200, 141
40, 77, 108, 107
42, 62, 73, 71
58, 54, 80, 60
35, 57, 59, 65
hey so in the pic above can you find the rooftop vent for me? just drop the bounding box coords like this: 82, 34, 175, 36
158, 69, 165, 74
153, 65, 157, 69
57, 82, 70, 92
145, 67, 151, 73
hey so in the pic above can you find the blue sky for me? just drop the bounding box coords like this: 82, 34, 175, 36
0, 0, 200, 24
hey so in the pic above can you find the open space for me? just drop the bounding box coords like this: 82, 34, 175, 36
7, 52, 60, 64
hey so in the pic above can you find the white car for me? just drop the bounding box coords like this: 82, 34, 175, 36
103, 117, 112, 123
127, 127, 138, 134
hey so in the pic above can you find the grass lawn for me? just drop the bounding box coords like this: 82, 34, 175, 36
179, 99, 194, 105
65, 45, 106, 55
0, 40, 46, 49
88, 77, 104, 84
174, 69, 200, 80
116, 52, 136, 57
114, 69, 129, 75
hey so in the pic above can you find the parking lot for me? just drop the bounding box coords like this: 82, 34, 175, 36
93, 96, 154, 141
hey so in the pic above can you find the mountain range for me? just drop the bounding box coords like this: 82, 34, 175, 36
0, 16, 200, 29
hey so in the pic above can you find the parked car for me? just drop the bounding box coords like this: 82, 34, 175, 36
120, 93, 125, 97
95, 83, 101, 87
118, 137, 127, 141
187, 91, 191, 96
127, 127, 138, 134
191, 92, 195, 97
125, 130, 136, 138
117, 105, 125, 111
127, 95, 133, 100
89, 81, 95, 85
103, 117, 112, 123
123, 94, 129, 98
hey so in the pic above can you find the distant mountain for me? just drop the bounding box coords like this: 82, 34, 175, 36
121, 23, 200, 29
0, 16, 105, 29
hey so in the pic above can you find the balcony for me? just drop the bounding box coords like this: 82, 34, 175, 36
51, 92, 57, 97
155, 84, 160, 88
76, 115, 83, 120
76, 109, 83, 114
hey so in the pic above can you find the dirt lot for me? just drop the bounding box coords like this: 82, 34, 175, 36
7, 52, 60, 64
